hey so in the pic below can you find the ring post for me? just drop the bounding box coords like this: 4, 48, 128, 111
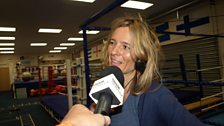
196, 54, 203, 98
66, 59, 73, 109
179, 54, 188, 85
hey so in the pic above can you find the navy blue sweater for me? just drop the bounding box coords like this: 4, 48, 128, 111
138, 82, 204, 126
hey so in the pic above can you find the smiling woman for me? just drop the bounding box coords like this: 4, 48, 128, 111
58, 15, 204, 126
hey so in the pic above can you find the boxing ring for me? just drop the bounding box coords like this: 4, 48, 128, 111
39, 78, 224, 122
40, 58, 102, 122
162, 58, 224, 125
162, 80, 224, 126
13, 78, 65, 99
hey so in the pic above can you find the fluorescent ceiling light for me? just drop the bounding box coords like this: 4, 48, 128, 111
71, 0, 95, 3
30, 43, 47, 46
0, 27, 16, 32
121, 0, 153, 10
0, 37, 15, 40
54, 47, 67, 50
0, 51, 14, 54
68, 37, 83, 41
49, 50, 61, 53
78, 30, 100, 34
38, 28, 62, 33
60, 43, 75, 46
0, 48, 14, 50
0, 43, 15, 46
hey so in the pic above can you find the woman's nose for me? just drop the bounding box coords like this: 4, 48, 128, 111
111, 45, 121, 55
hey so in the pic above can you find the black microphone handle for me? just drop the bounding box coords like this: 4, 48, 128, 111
94, 92, 113, 116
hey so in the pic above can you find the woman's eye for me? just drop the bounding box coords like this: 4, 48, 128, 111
123, 45, 130, 50
109, 41, 115, 45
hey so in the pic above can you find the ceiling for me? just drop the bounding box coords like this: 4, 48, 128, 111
0, 0, 198, 55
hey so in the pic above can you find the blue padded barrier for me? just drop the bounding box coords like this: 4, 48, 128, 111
41, 95, 77, 120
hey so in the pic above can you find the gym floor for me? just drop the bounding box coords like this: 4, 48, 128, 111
0, 91, 57, 126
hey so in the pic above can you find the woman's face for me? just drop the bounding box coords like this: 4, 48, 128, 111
107, 27, 136, 74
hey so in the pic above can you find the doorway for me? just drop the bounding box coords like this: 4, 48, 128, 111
0, 67, 10, 91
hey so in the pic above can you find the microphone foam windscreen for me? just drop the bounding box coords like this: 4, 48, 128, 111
100, 66, 124, 87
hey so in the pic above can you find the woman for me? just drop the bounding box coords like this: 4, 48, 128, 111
103, 15, 203, 126
58, 15, 204, 126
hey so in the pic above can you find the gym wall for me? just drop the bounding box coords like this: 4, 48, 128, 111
148, 0, 224, 96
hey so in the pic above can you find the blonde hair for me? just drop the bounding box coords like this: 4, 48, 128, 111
102, 15, 161, 95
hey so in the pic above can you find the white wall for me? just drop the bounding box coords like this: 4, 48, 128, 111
150, 0, 224, 67
150, 0, 223, 46
0, 53, 72, 65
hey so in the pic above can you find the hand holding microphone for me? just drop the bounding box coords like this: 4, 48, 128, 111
59, 66, 124, 126
60, 104, 111, 126
89, 66, 124, 115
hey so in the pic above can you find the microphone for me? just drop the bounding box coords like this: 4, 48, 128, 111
89, 66, 124, 115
